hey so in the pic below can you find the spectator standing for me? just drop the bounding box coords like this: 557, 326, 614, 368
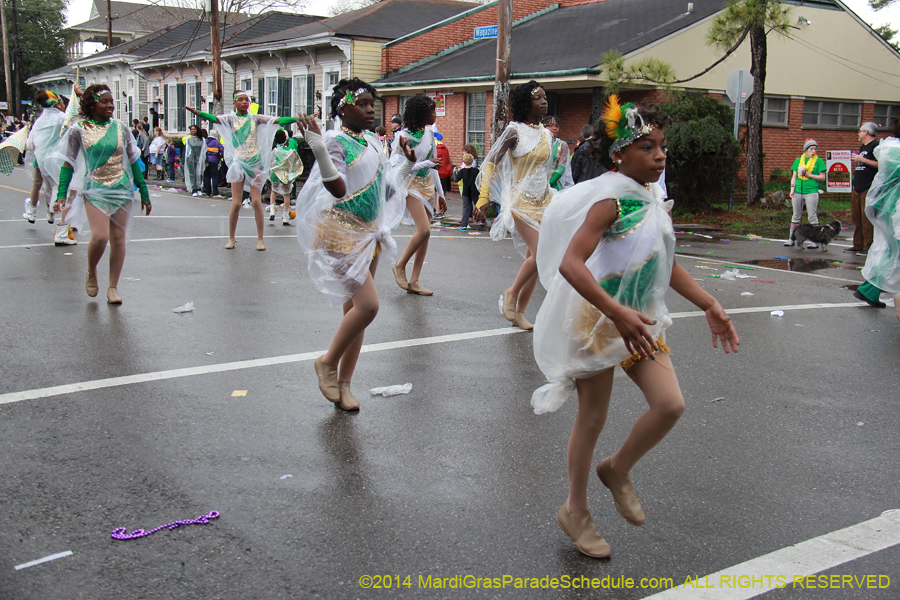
571, 124, 607, 183
142, 116, 150, 135
435, 131, 452, 201
203, 129, 224, 197
166, 138, 177, 182
149, 127, 166, 180
133, 121, 150, 177
184, 124, 206, 196
848, 122, 879, 256
786, 139, 826, 247
453, 152, 479, 230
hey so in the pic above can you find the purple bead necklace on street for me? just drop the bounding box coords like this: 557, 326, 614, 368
110, 511, 220, 540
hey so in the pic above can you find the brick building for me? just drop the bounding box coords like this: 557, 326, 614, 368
374, 0, 900, 193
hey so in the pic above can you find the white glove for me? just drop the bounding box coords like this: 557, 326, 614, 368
303, 129, 341, 183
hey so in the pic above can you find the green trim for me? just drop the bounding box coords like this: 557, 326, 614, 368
383, 1, 498, 49
373, 68, 601, 89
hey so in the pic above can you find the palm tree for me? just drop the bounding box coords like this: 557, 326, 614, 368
708, 0, 790, 206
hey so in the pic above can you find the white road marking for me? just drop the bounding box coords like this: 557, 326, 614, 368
0, 302, 870, 406
0, 233, 486, 248
14, 550, 74, 571
643, 509, 900, 599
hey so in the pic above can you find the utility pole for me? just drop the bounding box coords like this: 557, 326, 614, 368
0, 0, 12, 116
209, 0, 223, 113
490, 0, 511, 142
10, 0, 19, 117
106, 0, 113, 48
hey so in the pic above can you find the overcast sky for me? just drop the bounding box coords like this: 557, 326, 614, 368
65, 0, 900, 39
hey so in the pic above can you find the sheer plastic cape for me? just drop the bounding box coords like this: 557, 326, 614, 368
55, 119, 141, 234
862, 136, 900, 294
269, 145, 303, 196
390, 128, 443, 217
26, 107, 71, 205
213, 112, 280, 191
296, 130, 409, 306
531, 172, 675, 414
475, 122, 572, 254
183, 136, 207, 192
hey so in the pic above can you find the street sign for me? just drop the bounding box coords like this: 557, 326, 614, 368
0, 102, 7, 110
474, 25, 498, 39
726, 68, 753, 104
826, 150, 852, 193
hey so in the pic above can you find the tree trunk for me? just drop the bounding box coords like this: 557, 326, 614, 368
746, 19, 767, 207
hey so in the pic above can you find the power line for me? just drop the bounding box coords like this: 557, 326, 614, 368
785, 32, 900, 91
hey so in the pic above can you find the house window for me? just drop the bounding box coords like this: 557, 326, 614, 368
322, 69, 340, 130
873, 103, 900, 129
114, 80, 121, 121
802, 100, 860, 128
167, 84, 178, 131
292, 75, 306, 117
466, 92, 486, 162
721, 96, 788, 126
187, 84, 197, 126
266, 77, 278, 116
240, 78, 252, 93
150, 82, 160, 102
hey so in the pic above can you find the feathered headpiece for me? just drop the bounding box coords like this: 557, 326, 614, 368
338, 87, 367, 110
43, 91, 60, 107
601, 94, 656, 157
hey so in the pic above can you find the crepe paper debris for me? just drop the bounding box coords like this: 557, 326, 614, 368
696, 266, 717, 270
369, 383, 413, 397
675, 249, 683, 252
758, 241, 771, 244
679, 244, 692, 247
735, 273, 755, 279
280, 474, 293, 480
206, 352, 214, 356
720, 238, 731, 241
795, 324, 807, 327
14, 551, 74, 571
706, 274, 720, 278
674, 231, 686, 234
770, 310, 784, 317
705, 251, 715, 255
741, 292, 754, 296
834, 261, 841, 266
857, 422, 865, 427
468, 231, 481, 235
857, 266, 864, 270
124, 277, 141, 282
753, 280, 776, 284
710, 397, 726, 403
694, 233, 713, 239
110, 511, 220, 540
64, 252, 73, 256
725, 265, 754, 270
773, 256, 788, 260
231, 390, 247, 397
172, 301, 194, 313
720, 269, 739, 281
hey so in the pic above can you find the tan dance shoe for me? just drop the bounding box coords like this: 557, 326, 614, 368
85, 271, 99, 297
407, 281, 433, 296
314, 356, 340, 403
392, 264, 409, 290
512, 312, 533, 330
224, 239, 236, 249
596, 458, 645, 526
338, 383, 360, 411
256, 240, 265, 251
501, 288, 517, 321
556, 504, 611, 559
106, 288, 123, 304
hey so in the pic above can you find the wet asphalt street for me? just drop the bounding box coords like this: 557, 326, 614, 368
1, 165, 899, 600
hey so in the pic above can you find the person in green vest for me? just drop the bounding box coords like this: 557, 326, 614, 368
185, 91, 298, 251
55, 84, 151, 305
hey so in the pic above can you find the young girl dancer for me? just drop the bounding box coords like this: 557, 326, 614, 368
542, 115, 574, 192
474, 81, 572, 330
186, 92, 297, 250
296, 78, 416, 411
390, 95, 446, 296
531, 97, 739, 558
24, 89, 79, 245
55, 84, 151, 304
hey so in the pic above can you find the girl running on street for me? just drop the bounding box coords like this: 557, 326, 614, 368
295, 78, 416, 411
532, 97, 739, 558
55, 84, 151, 304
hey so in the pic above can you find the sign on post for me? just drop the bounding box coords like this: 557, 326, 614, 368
474, 25, 498, 39
826, 150, 852, 193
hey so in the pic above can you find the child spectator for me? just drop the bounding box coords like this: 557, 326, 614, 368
453, 152, 479, 230
165, 138, 177, 182
204, 130, 224, 197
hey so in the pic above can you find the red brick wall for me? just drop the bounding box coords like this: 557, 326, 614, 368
383, 0, 559, 74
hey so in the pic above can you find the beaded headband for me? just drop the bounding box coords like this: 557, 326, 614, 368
233, 91, 251, 101
601, 94, 657, 158
338, 87, 367, 110
530, 86, 544, 97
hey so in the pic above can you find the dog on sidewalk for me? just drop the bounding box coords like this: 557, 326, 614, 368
792, 220, 842, 251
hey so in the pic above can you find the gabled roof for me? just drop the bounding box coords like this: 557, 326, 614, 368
236, 0, 474, 48
376, 0, 726, 86
73, 19, 208, 64
69, 0, 204, 35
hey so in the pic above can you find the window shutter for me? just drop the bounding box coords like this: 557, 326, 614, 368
195, 82, 202, 117
278, 77, 290, 117
177, 84, 186, 131
163, 86, 168, 128
258, 78, 265, 114
306, 74, 315, 115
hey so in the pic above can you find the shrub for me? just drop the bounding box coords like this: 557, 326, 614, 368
660, 93, 741, 211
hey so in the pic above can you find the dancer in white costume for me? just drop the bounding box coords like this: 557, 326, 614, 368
389, 95, 446, 296
186, 92, 297, 250
474, 80, 572, 330
531, 97, 739, 558
296, 78, 416, 411
55, 85, 151, 304
24, 88, 81, 245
